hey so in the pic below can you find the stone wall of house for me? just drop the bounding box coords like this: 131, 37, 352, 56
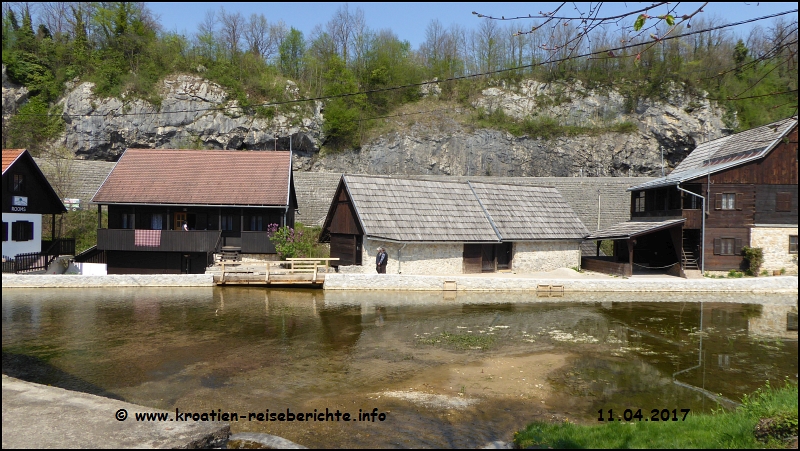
341, 239, 583, 275
750, 226, 798, 274
513, 241, 582, 272
360, 240, 464, 275
748, 304, 798, 339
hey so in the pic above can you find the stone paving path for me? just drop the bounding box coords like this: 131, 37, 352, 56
2, 375, 229, 449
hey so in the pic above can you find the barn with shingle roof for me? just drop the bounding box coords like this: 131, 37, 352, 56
319, 175, 589, 274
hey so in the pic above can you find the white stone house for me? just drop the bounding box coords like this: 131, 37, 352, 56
319, 175, 589, 275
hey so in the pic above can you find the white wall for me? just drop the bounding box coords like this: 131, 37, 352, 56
77, 263, 108, 275
2, 213, 42, 258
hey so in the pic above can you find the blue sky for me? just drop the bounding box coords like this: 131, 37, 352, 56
147, 2, 798, 49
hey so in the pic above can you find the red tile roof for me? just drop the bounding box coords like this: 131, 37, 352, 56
92, 149, 292, 206
2, 149, 26, 174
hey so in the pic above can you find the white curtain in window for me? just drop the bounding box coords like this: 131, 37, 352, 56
151, 214, 163, 230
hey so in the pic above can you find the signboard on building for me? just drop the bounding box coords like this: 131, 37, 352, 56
11, 196, 28, 212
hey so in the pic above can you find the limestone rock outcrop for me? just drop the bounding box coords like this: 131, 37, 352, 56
8, 70, 734, 177
57, 74, 323, 160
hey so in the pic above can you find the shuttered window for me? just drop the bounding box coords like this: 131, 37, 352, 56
776, 192, 791, 212
790, 236, 798, 254
713, 237, 742, 256
715, 193, 741, 210
11, 221, 34, 242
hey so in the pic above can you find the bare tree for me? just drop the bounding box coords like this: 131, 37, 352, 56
326, 3, 365, 63
243, 12, 268, 58
218, 7, 245, 58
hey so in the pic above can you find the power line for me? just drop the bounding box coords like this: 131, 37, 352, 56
7, 8, 798, 121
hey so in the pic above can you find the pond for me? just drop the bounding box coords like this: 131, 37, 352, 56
2, 288, 797, 448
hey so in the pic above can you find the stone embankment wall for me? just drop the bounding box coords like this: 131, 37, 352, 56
4, 273, 796, 293
323, 274, 799, 293
750, 226, 798, 274
2, 274, 214, 288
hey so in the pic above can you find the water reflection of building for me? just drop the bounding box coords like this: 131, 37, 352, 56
748, 304, 799, 340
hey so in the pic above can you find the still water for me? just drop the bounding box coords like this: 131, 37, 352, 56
2, 288, 797, 448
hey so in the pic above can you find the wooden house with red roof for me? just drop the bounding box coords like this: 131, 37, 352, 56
3, 149, 70, 266
91, 149, 297, 274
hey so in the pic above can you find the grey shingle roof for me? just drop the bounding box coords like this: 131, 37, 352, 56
468, 182, 589, 240
344, 175, 499, 242
629, 117, 797, 191
585, 219, 685, 240
341, 175, 588, 242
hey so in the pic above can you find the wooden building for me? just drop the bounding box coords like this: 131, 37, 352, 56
587, 117, 798, 275
91, 149, 297, 274
319, 175, 589, 275
2, 149, 70, 264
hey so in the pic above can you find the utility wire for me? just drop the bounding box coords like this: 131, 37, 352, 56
8, 8, 798, 120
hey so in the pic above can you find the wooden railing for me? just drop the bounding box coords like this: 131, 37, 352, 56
12, 251, 55, 273
218, 258, 339, 284
581, 256, 632, 277
41, 238, 76, 256
97, 229, 222, 252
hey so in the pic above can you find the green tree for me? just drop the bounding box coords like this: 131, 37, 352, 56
279, 27, 305, 80
322, 55, 365, 149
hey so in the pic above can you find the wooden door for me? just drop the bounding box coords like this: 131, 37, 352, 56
496, 242, 512, 269
481, 244, 496, 272
174, 212, 187, 230
463, 244, 482, 273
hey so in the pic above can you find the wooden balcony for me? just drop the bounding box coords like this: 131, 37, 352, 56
97, 229, 276, 254
97, 229, 221, 253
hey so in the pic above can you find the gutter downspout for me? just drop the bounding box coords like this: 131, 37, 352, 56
677, 184, 705, 274
283, 136, 292, 228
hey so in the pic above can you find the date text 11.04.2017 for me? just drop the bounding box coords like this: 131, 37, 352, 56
598, 408, 691, 422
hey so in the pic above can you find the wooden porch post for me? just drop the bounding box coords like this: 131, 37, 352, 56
97, 204, 102, 230
627, 239, 634, 277
596, 240, 601, 257
52, 214, 56, 240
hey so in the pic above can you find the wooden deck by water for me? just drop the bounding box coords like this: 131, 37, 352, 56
207, 258, 338, 286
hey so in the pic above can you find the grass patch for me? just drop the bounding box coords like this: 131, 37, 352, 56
472, 108, 638, 139
514, 380, 798, 449
417, 331, 496, 350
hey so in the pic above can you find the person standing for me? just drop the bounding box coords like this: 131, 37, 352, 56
376, 247, 388, 274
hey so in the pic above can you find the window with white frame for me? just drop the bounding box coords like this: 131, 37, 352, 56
721, 193, 736, 210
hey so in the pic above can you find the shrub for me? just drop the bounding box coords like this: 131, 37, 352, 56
266, 223, 327, 260
742, 246, 764, 276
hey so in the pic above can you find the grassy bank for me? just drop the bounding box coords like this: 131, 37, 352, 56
514, 381, 798, 449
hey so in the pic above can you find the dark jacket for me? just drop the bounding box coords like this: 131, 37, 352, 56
376, 251, 387, 266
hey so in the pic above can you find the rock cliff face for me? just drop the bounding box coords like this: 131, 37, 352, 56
5, 69, 733, 176
2, 66, 29, 121
301, 79, 732, 177
57, 74, 323, 160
